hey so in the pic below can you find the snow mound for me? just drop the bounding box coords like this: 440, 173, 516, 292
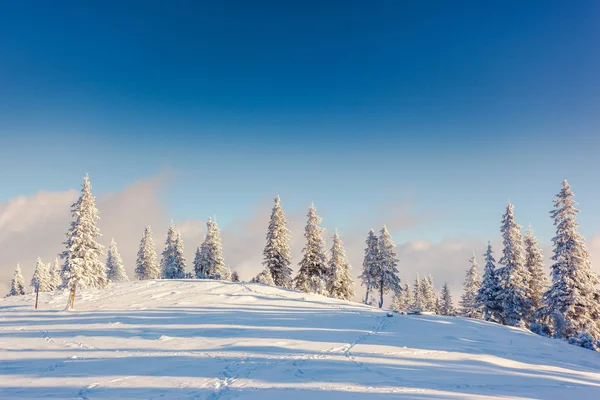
1, 279, 600, 399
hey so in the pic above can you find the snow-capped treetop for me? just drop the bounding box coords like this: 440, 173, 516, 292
294, 203, 328, 293
8, 264, 26, 297
327, 230, 355, 301
61, 174, 107, 290
263, 195, 293, 288
460, 251, 481, 318
135, 226, 161, 280
106, 239, 129, 283
544, 180, 600, 341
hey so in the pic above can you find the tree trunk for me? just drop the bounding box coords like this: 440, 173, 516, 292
34, 287, 39, 310
379, 279, 384, 309
67, 286, 76, 310
364, 289, 369, 305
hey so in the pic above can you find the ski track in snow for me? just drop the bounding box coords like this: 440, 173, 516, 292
1, 280, 600, 399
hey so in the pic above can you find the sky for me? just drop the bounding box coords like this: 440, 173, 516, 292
1, 1, 599, 296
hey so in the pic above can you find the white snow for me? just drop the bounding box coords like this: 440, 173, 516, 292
1, 280, 599, 399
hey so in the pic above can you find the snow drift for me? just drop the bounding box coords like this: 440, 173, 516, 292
1, 280, 599, 399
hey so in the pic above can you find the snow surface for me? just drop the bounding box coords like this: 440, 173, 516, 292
1, 280, 599, 399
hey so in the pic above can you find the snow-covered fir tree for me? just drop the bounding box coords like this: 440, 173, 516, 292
413, 274, 423, 310
106, 239, 128, 283
31, 258, 51, 309
543, 180, 600, 346
263, 195, 293, 288
61, 175, 107, 309
294, 204, 328, 293
373, 226, 401, 308
439, 282, 455, 316
161, 223, 187, 279
193, 246, 204, 278
49, 258, 62, 290
360, 229, 380, 305
327, 231, 355, 301
523, 228, 548, 315
497, 203, 532, 327
390, 285, 405, 311
253, 267, 275, 286
476, 242, 502, 322
199, 219, 231, 280
8, 264, 26, 297
231, 271, 240, 282
420, 275, 437, 312
402, 282, 414, 310
460, 252, 482, 318
135, 226, 161, 280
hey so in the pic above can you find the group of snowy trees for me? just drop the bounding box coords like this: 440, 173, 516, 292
388, 274, 455, 316
253, 198, 355, 301
457, 181, 600, 351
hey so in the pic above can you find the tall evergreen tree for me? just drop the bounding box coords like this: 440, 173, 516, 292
106, 239, 129, 283
61, 175, 106, 310
49, 258, 62, 290
327, 231, 355, 301
199, 219, 231, 280
524, 228, 548, 314
413, 274, 423, 310
543, 181, 600, 345
460, 252, 482, 318
497, 203, 532, 326
375, 226, 401, 308
420, 275, 437, 312
359, 229, 379, 305
135, 226, 160, 280
294, 204, 328, 293
193, 246, 204, 278
439, 282, 455, 316
263, 196, 293, 288
8, 264, 26, 297
161, 223, 186, 279
476, 242, 502, 322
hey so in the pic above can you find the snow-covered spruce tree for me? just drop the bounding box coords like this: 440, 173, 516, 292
476, 242, 502, 322
49, 258, 62, 290
439, 282, 455, 316
374, 226, 401, 309
327, 231, 355, 301
294, 204, 328, 293
263, 195, 293, 288
231, 271, 240, 282
402, 283, 414, 310
390, 285, 405, 311
199, 219, 231, 280
193, 246, 204, 278
135, 226, 161, 280
543, 180, 600, 346
254, 267, 275, 286
8, 264, 26, 297
413, 274, 423, 310
106, 239, 128, 283
524, 228, 549, 315
31, 258, 50, 309
61, 175, 107, 310
460, 252, 482, 318
359, 229, 380, 305
420, 275, 437, 312
497, 203, 532, 327
161, 223, 187, 279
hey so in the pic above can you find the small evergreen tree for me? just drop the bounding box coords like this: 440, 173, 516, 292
359, 229, 379, 305
402, 283, 414, 310
161, 223, 187, 279
106, 239, 128, 283
460, 252, 482, 318
390, 285, 405, 311
543, 181, 600, 345
231, 271, 240, 282
476, 242, 502, 322
497, 203, 532, 327
524, 228, 548, 315
135, 226, 160, 280
8, 264, 26, 297
294, 204, 328, 293
263, 196, 293, 288
254, 267, 275, 286
374, 226, 401, 308
193, 246, 204, 278
61, 175, 107, 309
420, 275, 436, 312
413, 274, 423, 310
327, 231, 355, 301
31, 258, 50, 309
49, 258, 62, 290
439, 282, 454, 316
199, 219, 231, 280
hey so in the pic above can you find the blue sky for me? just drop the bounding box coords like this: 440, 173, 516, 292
1, 1, 599, 245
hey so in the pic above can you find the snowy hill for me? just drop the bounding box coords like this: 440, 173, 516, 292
1, 280, 600, 399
